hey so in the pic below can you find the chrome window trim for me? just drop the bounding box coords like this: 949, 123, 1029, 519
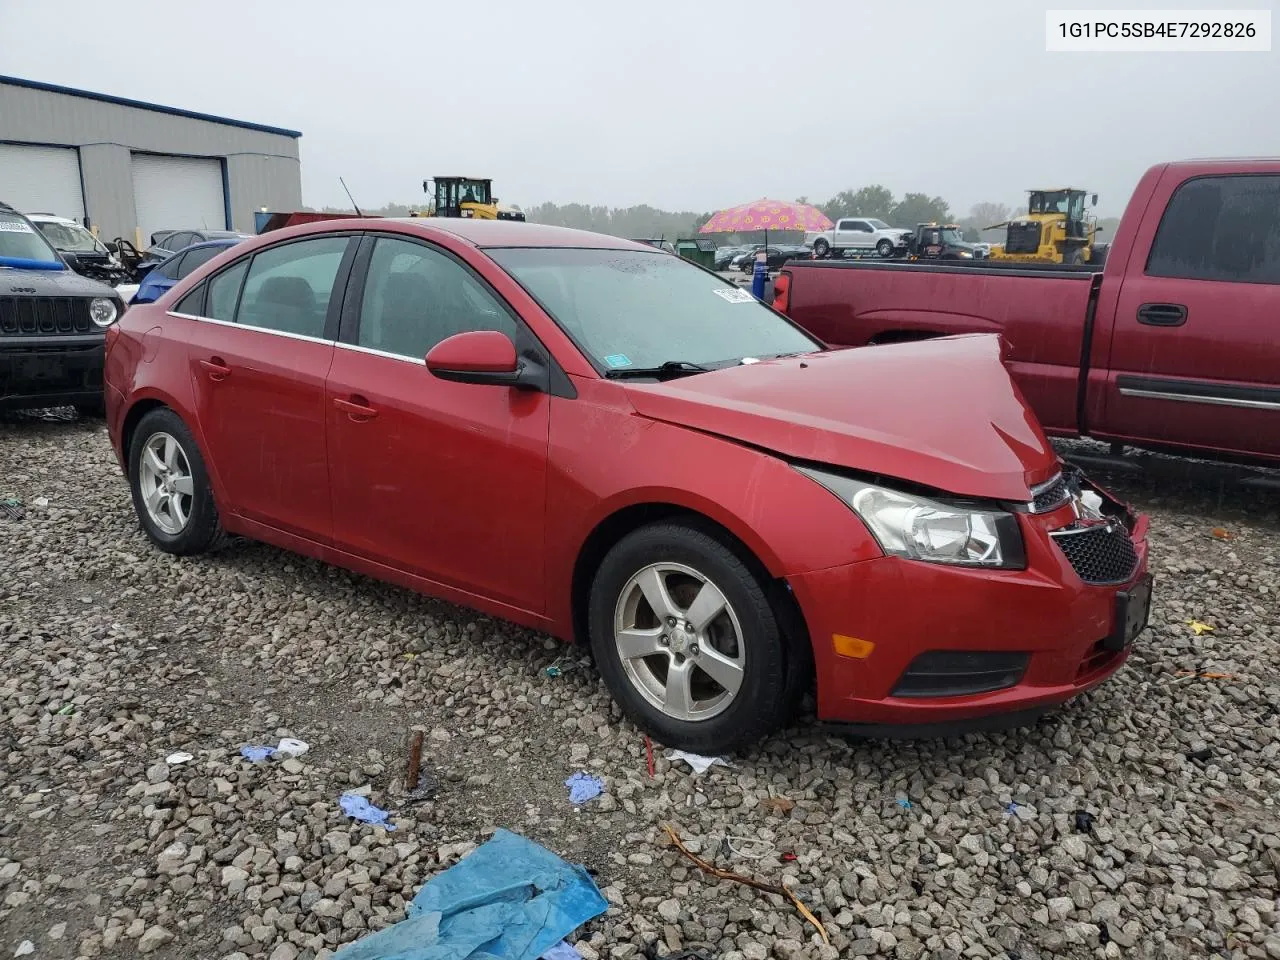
335, 341, 426, 366
165, 311, 334, 346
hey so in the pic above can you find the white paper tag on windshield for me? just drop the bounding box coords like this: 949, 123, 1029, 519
0, 220, 36, 233
712, 287, 756, 303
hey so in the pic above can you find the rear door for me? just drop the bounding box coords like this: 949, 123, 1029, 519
180, 234, 357, 539
1101, 171, 1280, 459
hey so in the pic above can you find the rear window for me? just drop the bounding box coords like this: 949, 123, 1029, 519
1147, 174, 1280, 284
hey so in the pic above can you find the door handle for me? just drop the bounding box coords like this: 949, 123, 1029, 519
1137, 303, 1188, 327
199, 357, 231, 381
333, 396, 378, 422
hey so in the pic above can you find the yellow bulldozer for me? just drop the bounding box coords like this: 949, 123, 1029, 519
417, 177, 526, 221
987, 188, 1102, 265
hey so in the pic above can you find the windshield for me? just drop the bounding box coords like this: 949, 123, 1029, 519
36, 220, 107, 254
0, 212, 64, 264
939, 228, 965, 244
1030, 191, 1070, 214
490, 247, 821, 373
867, 219, 890, 230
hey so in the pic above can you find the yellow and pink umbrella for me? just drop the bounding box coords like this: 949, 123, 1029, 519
699, 198, 833, 243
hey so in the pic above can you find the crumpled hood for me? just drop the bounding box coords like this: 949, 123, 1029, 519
622, 334, 1057, 501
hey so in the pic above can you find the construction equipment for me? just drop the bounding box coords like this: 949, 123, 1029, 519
987, 189, 1101, 265
420, 177, 526, 221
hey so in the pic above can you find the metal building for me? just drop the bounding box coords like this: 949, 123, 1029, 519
0, 75, 302, 246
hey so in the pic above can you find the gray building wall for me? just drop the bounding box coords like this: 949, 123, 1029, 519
0, 78, 301, 240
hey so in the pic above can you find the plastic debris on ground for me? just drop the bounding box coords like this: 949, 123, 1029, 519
565, 772, 604, 805
665, 750, 730, 776
1073, 810, 1094, 834
896, 798, 913, 810
32, 497, 49, 509
1211, 527, 1235, 540
1005, 802, 1019, 815
0, 498, 24, 521
1172, 669, 1235, 683
276, 737, 309, 757
332, 828, 606, 960
239, 745, 276, 763
166, 751, 194, 765
339, 792, 396, 830
14, 941, 35, 957
1185, 619, 1215, 636
540, 943, 583, 960
56, 704, 75, 716
644, 736, 655, 778
544, 656, 576, 678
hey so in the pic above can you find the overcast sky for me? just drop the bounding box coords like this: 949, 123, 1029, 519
2, 0, 1276, 216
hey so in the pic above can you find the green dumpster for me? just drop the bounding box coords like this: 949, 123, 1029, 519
676, 238, 717, 270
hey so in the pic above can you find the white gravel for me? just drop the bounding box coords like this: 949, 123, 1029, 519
1, 413, 1278, 960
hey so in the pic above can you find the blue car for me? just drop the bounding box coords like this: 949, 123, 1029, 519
132, 238, 243, 304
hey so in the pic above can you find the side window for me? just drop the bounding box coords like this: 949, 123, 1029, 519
837, 220, 854, 232
854, 221, 872, 232
238, 237, 350, 338
206, 260, 249, 322
1147, 175, 1280, 284
357, 236, 515, 359
177, 245, 222, 279
174, 284, 205, 316
154, 253, 186, 280
164, 232, 192, 252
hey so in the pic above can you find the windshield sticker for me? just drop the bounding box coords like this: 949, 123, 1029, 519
712, 287, 756, 304
0, 220, 36, 234
604, 354, 632, 369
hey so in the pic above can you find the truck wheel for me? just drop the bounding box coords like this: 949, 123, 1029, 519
813, 239, 830, 258
876, 238, 894, 258
1064, 248, 1085, 265
588, 522, 790, 754
128, 408, 226, 556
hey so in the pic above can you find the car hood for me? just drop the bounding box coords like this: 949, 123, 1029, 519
621, 334, 1057, 501
0, 265, 118, 298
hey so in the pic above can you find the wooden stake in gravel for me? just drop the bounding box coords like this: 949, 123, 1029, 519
406, 730, 424, 792
662, 822, 829, 944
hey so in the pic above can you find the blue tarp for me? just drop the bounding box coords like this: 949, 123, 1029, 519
0, 257, 66, 271
333, 829, 606, 960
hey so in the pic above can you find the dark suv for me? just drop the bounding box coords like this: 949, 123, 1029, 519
1, 202, 126, 414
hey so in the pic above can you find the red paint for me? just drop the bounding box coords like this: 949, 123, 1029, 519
425, 330, 518, 374
105, 216, 1149, 731
777, 159, 1280, 466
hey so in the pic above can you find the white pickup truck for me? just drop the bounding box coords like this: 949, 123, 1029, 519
805, 217, 913, 259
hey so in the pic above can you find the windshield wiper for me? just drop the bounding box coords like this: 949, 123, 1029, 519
604, 360, 711, 380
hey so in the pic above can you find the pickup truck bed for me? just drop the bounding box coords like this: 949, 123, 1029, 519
775, 159, 1280, 467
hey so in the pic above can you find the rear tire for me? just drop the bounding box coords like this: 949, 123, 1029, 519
812, 239, 830, 258
876, 238, 894, 258
128, 407, 225, 556
588, 523, 790, 754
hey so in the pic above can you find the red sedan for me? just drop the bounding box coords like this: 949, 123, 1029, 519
102, 218, 1151, 753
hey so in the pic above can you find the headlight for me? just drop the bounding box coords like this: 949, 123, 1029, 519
89, 298, 118, 328
956, 251, 973, 258
797, 467, 1025, 568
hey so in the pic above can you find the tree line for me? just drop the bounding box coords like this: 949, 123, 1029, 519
307, 186, 1119, 245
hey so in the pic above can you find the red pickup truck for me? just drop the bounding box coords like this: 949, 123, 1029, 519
774, 159, 1280, 467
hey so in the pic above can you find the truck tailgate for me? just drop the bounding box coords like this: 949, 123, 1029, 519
782, 261, 1101, 435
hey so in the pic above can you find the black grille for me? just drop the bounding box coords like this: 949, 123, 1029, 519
0, 297, 94, 336
1051, 525, 1139, 585
892, 650, 1029, 698
1031, 473, 1071, 513
1005, 221, 1041, 254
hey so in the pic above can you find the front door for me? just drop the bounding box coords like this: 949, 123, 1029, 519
326, 234, 550, 611
183, 234, 355, 539
1103, 172, 1280, 459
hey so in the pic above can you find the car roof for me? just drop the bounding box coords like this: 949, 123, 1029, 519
388, 218, 648, 250
26, 213, 79, 225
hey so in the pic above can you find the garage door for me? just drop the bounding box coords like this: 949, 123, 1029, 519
0, 144, 85, 221
130, 154, 225, 242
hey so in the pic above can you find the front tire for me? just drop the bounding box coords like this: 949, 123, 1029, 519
876, 238, 894, 258
128, 408, 225, 556
588, 523, 790, 754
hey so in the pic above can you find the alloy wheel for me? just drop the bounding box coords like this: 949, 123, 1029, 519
138, 432, 194, 535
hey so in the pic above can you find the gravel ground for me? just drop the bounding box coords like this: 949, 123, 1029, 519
2, 414, 1278, 960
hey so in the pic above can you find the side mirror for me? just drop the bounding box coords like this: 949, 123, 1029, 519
60, 252, 81, 272
1091, 194, 1098, 206
105, 241, 119, 254
425, 330, 521, 386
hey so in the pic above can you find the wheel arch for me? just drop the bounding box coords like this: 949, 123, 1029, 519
568, 502, 809, 664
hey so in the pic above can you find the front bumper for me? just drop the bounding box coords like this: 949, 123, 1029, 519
789, 492, 1150, 731
0, 335, 105, 410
